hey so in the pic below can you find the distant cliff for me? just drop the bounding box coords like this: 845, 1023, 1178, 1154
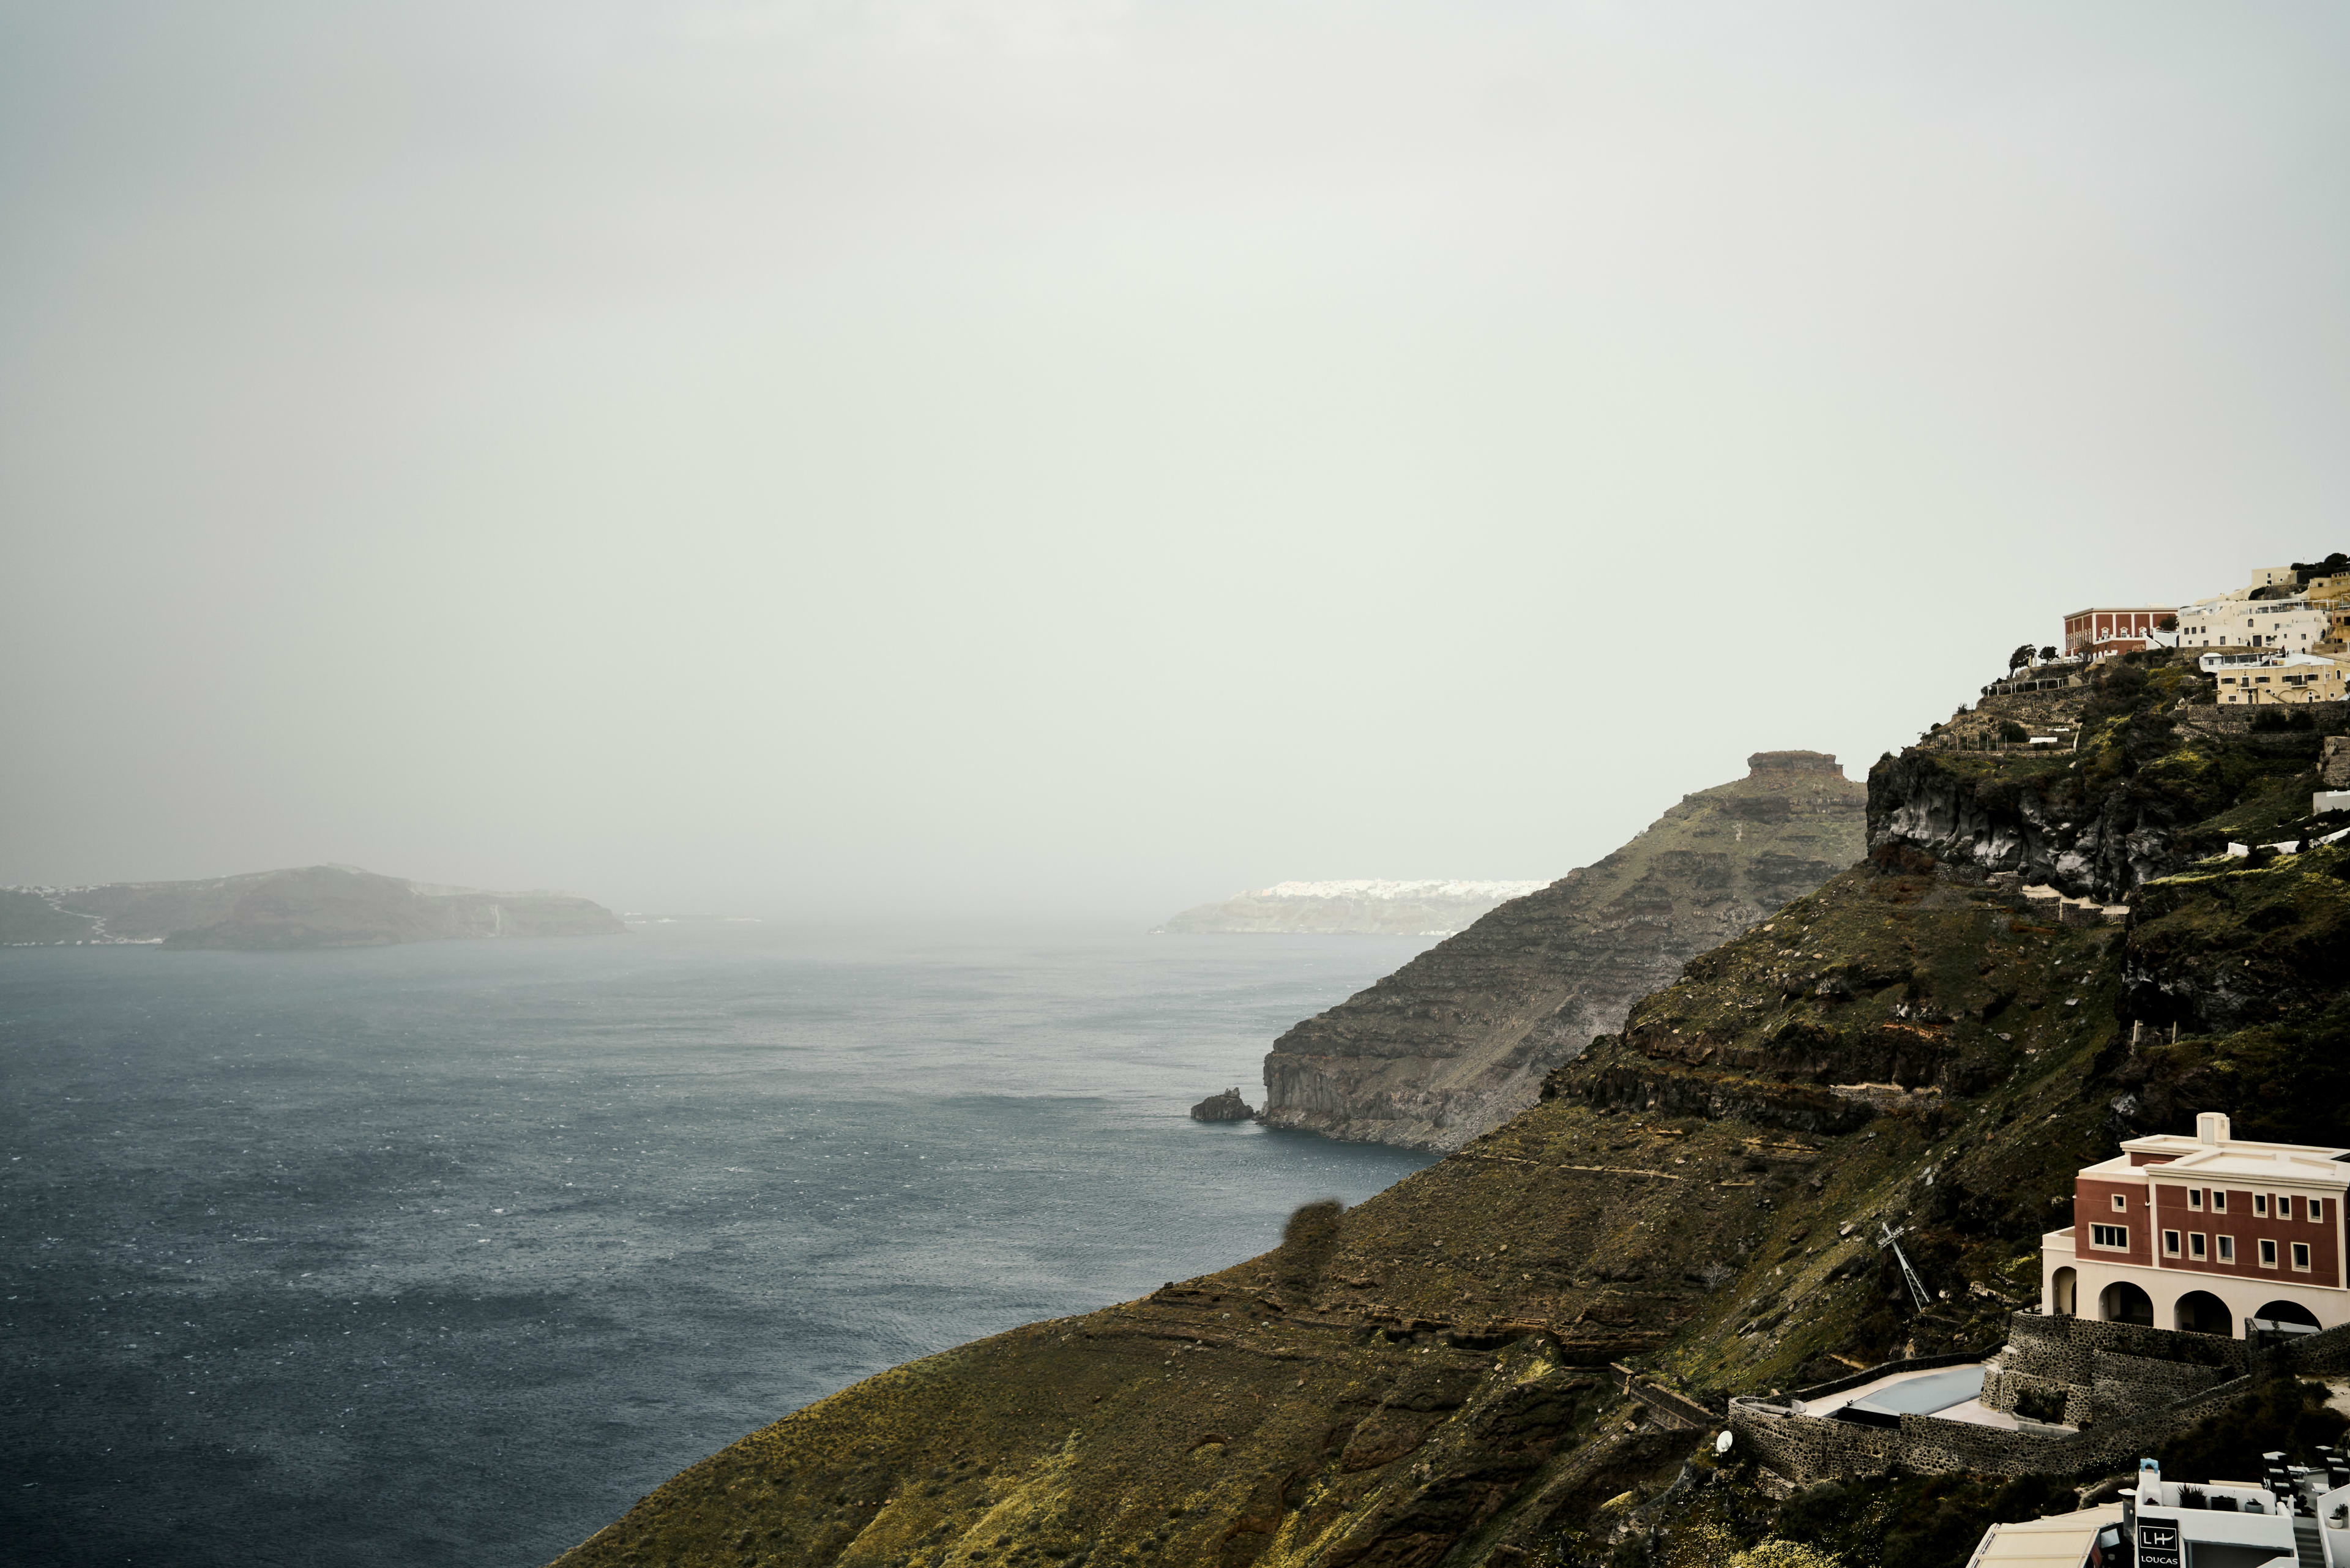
1258, 751, 1866, 1151
1152, 879, 1548, 936
0, 865, 625, 950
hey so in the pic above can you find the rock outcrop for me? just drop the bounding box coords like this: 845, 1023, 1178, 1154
1256, 752, 1867, 1152
1190, 1088, 1256, 1122
0, 865, 625, 949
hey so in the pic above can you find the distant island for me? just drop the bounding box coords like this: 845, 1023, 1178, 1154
1151, 878, 1550, 936
0, 865, 625, 950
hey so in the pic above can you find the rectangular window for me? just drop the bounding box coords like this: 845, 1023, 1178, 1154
2261, 1238, 2278, 1268
2294, 1243, 2312, 1272
2220, 1236, 2236, 1262
2214, 1191, 2228, 1212
2190, 1189, 2205, 1210
2091, 1223, 2128, 1250
2165, 1230, 2182, 1256
2256, 1194, 2270, 1216
2312, 1199, 2327, 1224
2190, 1233, 2207, 1260
2113, 1193, 2129, 1212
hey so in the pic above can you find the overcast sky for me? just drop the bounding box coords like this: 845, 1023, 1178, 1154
3, 1, 2346, 922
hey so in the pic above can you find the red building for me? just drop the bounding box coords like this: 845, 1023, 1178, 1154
2062, 606, 2175, 657
2042, 1113, 2350, 1336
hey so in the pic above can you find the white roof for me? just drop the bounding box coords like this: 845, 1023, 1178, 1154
2104, 1134, 2349, 1189
1966, 1505, 2122, 1566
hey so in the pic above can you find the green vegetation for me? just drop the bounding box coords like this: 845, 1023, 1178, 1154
548, 646, 2350, 1568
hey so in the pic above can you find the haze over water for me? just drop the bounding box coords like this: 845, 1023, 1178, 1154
0, 927, 1433, 1568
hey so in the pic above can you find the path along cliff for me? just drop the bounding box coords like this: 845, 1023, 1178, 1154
549, 649, 2350, 1568
1257, 752, 1866, 1152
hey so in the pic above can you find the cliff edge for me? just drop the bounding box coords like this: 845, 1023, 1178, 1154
1258, 752, 1866, 1152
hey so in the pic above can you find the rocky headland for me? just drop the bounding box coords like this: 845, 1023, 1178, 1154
1154, 880, 1548, 936
553, 646, 2350, 1568
0, 864, 625, 950
1256, 752, 1867, 1152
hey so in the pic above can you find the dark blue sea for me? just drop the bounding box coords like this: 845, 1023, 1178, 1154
0, 924, 1434, 1567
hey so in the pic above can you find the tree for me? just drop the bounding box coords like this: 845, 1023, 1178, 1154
2039, 645, 2057, 662
2007, 644, 2035, 673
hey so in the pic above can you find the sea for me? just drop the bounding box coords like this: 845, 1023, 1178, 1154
0, 924, 1436, 1568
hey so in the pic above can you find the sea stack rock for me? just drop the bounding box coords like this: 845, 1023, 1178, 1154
1258, 751, 1867, 1152
1189, 1088, 1255, 1122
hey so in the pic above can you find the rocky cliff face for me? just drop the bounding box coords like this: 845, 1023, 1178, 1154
1257, 752, 1866, 1152
548, 656, 2350, 1568
0, 865, 625, 949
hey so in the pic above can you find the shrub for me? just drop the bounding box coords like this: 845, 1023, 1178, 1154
1999, 720, 2030, 744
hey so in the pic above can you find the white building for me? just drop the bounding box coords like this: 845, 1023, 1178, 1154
2177, 587, 2331, 652
2041, 1113, 2350, 1337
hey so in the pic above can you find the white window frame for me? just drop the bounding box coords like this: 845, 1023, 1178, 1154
2163, 1230, 2182, 1257
2190, 1233, 2207, 1260
2219, 1236, 2236, 1262
2260, 1238, 2279, 1269
2189, 1189, 2204, 1211
2091, 1223, 2129, 1250
2112, 1193, 2129, 1212
2293, 1242, 2312, 1273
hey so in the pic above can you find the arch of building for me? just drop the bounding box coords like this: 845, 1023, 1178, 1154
2257, 1299, 2322, 1327
2066, 1274, 2346, 1338
2174, 1290, 2231, 1336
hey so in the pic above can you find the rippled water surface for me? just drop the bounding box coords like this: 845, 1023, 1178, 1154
0, 924, 1434, 1567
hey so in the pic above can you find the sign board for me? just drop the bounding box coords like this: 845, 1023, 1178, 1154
2136, 1517, 2180, 1568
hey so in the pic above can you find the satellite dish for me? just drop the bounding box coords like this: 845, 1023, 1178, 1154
1715, 1430, 1734, 1456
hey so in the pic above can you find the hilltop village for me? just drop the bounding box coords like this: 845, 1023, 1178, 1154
553, 560, 2350, 1568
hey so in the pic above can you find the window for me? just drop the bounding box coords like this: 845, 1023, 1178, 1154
2214, 1191, 2228, 1212
2312, 1199, 2327, 1224
2220, 1236, 2236, 1262
2190, 1233, 2207, 1260
2294, 1243, 2312, 1272
2261, 1239, 2278, 1268
2113, 1193, 2129, 1212
2164, 1231, 2182, 1256
2256, 1194, 2270, 1217
2190, 1189, 2205, 1211
2091, 1223, 2128, 1250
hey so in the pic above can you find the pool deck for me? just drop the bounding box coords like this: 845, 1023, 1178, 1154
1796, 1364, 2031, 1430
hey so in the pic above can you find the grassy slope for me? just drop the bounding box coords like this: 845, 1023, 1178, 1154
552, 655, 2350, 1568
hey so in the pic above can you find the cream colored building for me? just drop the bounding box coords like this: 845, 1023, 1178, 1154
2177, 589, 2331, 651
2201, 650, 2349, 704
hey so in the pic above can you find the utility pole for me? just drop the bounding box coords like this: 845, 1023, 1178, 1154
1879, 1222, 1933, 1313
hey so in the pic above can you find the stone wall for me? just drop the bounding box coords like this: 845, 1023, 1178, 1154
1731, 1312, 2282, 1488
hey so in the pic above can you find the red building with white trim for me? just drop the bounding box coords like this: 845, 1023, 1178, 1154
2062, 605, 2175, 657
2042, 1112, 2350, 1337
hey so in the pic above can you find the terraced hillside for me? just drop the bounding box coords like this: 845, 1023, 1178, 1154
553, 649, 2350, 1568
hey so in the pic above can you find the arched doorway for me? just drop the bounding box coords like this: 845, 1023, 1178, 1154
2051, 1267, 2077, 1316
2174, 1290, 2232, 1336
2101, 1281, 2154, 1326
2256, 1300, 2321, 1328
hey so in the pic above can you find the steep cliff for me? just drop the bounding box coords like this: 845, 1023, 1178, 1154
1256, 752, 1867, 1152
0, 865, 625, 949
549, 652, 2350, 1568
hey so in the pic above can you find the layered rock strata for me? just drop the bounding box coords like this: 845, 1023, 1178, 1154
1257, 752, 1867, 1152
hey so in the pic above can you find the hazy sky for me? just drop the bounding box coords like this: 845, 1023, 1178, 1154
4, 2, 2346, 922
